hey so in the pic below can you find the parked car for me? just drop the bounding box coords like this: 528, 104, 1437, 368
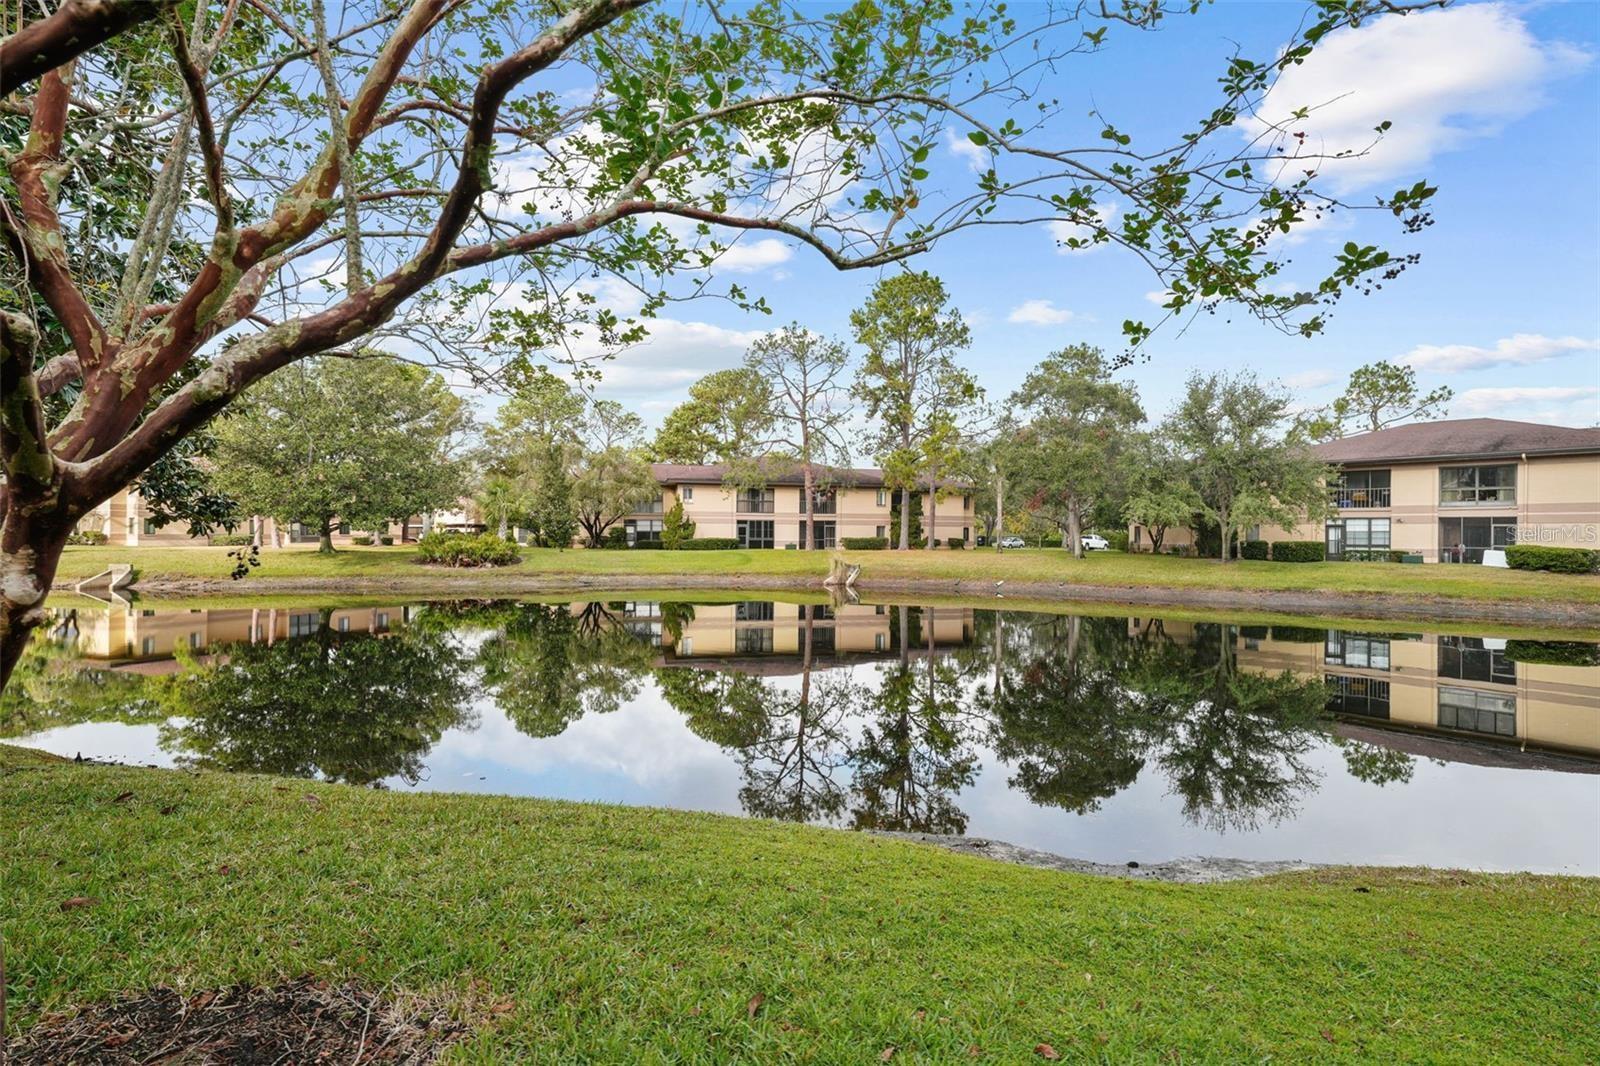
999, 535, 1027, 549
1080, 533, 1110, 551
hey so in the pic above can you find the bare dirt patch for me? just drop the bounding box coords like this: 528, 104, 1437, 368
6, 977, 465, 1064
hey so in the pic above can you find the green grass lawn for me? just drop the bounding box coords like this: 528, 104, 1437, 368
52, 543, 1600, 605
5, 746, 1598, 1062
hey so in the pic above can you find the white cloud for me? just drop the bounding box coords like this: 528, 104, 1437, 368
1248, 4, 1589, 192
1284, 369, 1336, 390
944, 127, 988, 173
565, 318, 769, 401
1399, 333, 1600, 373
710, 237, 793, 273
1007, 299, 1076, 326
1144, 290, 1173, 307
1047, 203, 1118, 255
1452, 386, 1599, 427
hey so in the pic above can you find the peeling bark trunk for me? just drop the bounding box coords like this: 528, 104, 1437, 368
925, 489, 936, 551
0, 512, 71, 692
898, 489, 910, 551
1067, 499, 1083, 559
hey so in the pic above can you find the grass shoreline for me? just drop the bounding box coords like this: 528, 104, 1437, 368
5, 745, 1598, 1061
51, 544, 1600, 627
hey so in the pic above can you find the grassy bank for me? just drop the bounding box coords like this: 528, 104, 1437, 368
53, 544, 1600, 605
5, 746, 1598, 1062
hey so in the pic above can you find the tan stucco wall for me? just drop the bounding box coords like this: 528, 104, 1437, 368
633, 483, 975, 547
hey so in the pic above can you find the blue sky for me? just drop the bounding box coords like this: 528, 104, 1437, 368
576, 1, 1599, 437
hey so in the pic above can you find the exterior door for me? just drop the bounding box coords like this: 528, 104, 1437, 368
1324, 522, 1344, 561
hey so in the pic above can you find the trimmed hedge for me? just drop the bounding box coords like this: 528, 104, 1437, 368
1505, 544, 1600, 574
1504, 639, 1600, 667
209, 533, 252, 546
681, 537, 740, 550
67, 530, 109, 546
351, 535, 374, 546
841, 536, 889, 550
1239, 540, 1269, 561
416, 531, 520, 568
1271, 540, 1325, 563
945, 537, 967, 549
1343, 548, 1406, 563
1271, 624, 1327, 643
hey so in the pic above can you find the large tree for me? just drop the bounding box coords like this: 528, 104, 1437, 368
212, 355, 466, 551
735, 324, 854, 547
0, 0, 1443, 688
1164, 372, 1330, 563
649, 368, 775, 465
850, 273, 983, 550
1007, 345, 1144, 558
1307, 359, 1454, 439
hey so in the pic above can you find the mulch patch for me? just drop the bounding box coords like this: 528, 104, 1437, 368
5, 976, 467, 1064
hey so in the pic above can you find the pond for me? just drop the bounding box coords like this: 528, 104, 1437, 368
7, 597, 1598, 874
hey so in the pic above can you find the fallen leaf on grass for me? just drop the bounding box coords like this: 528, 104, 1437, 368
59, 896, 95, 912
746, 993, 765, 1019
1035, 1043, 1061, 1060
880, 1046, 896, 1061
218, 865, 232, 876
1321, 1030, 1336, 1044
967, 1045, 982, 1058
112, 791, 134, 804
159, 805, 176, 815
302, 793, 323, 808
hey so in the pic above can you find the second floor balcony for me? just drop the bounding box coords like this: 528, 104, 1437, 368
1330, 486, 1391, 509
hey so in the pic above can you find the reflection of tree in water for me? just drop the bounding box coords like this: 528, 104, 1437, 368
848, 607, 978, 834
985, 614, 1150, 814
987, 616, 1336, 832
473, 602, 656, 737
664, 615, 854, 823
154, 609, 474, 786
1, 612, 161, 738
1337, 738, 1416, 786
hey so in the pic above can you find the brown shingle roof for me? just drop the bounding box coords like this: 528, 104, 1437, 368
649, 462, 970, 490
1311, 418, 1600, 465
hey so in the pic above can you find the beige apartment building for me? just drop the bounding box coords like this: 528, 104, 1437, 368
621, 464, 977, 549
1132, 419, 1600, 563
74, 486, 483, 548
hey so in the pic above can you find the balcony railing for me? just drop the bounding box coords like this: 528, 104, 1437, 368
736, 497, 775, 514
1330, 486, 1391, 509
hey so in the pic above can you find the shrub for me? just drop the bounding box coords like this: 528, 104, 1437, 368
1239, 625, 1270, 640
350, 535, 374, 546
945, 537, 967, 549
661, 499, 695, 550
1105, 530, 1130, 552
601, 527, 629, 550
842, 537, 889, 550
1271, 624, 1326, 643
1343, 548, 1406, 563
67, 530, 109, 546
416, 531, 520, 568
208, 533, 252, 546
1239, 539, 1269, 561
632, 540, 664, 550
682, 537, 740, 550
1271, 540, 1325, 563
1504, 640, 1600, 667
1505, 544, 1599, 574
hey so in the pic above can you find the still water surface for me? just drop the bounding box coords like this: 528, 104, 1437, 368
8, 597, 1598, 873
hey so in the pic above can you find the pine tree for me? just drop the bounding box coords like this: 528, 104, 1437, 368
531, 444, 576, 549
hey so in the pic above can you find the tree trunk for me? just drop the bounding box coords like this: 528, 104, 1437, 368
898, 488, 910, 551
994, 473, 1004, 553
898, 604, 909, 667
1067, 500, 1083, 559
1151, 525, 1166, 552
802, 464, 814, 550
318, 514, 335, 553
925, 488, 936, 551
1217, 510, 1231, 563
0, 513, 71, 693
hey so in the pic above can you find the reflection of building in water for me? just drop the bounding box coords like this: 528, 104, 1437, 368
57, 604, 416, 673
1227, 624, 1600, 762
631, 602, 973, 674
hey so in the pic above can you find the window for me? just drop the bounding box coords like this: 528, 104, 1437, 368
375, 612, 389, 631
1440, 464, 1516, 505
805, 625, 837, 654
875, 632, 887, 652
963, 526, 970, 543
876, 488, 888, 507
737, 488, 775, 513
737, 519, 775, 548
875, 525, 886, 539
143, 518, 159, 535
625, 518, 663, 546
735, 627, 775, 654
1439, 516, 1518, 563
338, 617, 351, 632
189, 632, 201, 649
288, 612, 319, 638
1330, 469, 1391, 508
679, 637, 693, 656
1324, 632, 1391, 670
682, 486, 693, 502
962, 493, 972, 509
1438, 686, 1516, 737
801, 520, 837, 549
141, 636, 156, 655
632, 496, 664, 514
337, 520, 350, 535
1438, 637, 1515, 685
1327, 518, 1389, 558
1326, 674, 1391, 718
735, 601, 775, 621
